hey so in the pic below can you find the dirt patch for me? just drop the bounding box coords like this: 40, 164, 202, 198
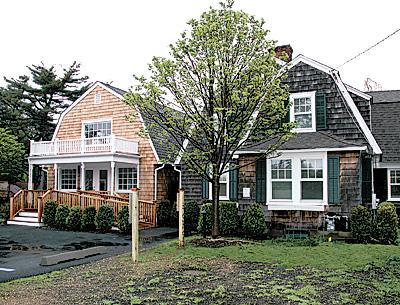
189, 237, 257, 248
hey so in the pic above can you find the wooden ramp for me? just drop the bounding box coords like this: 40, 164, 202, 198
9, 190, 157, 229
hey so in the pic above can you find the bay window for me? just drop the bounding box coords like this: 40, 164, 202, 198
389, 169, 400, 200
271, 159, 292, 200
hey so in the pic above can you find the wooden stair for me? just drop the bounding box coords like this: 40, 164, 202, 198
7, 210, 42, 227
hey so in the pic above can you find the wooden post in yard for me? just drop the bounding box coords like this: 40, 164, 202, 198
178, 189, 185, 247
130, 188, 140, 263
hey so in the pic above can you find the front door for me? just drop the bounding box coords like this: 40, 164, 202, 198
99, 169, 108, 191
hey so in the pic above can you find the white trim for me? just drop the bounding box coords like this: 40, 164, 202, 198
289, 55, 381, 155
234, 146, 367, 155
388, 168, 400, 202
290, 91, 316, 133
375, 162, 400, 169
29, 152, 139, 165
345, 84, 372, 100
266, 151, 328, 211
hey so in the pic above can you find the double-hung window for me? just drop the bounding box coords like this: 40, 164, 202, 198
271, 159, 292, 199
389, 170, 400, 200
118, 168, 138, 191
290, 92, 316, 132
84, 120, 112, 145
301, 159, 323, 200
60, 169, 77, 190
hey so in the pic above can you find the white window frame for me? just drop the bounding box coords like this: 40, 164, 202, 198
94, 92, 102, 105
300, 159, 324, 200
116, 167, 138, 192
59, 165, 78, 192
271, 159, 292, 200
266, 151, 328, 209
388, 169, 400, 201
290, 91, 316, 133
208, 171, 230, 201
81, 118, 113, 139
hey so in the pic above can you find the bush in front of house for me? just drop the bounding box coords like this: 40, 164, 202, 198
0, 202, 10, 225
81, 206, 97, 231
184, 200, 200, 232
157, 199, 178, 227
55, 204, 70, 230
117, 205, 130, 234
374, 202, 398, 245
350, 205, 372, 243
219, 201, 239, 236
66, 206, 82, 231
96, 205, 114, 232
242, 203, 267, 238
197, 202, 213, 235
42, 200, 57, 227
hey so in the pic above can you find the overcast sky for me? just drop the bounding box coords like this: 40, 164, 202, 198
1, 0, 399, 91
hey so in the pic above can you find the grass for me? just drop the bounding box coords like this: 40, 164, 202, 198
1, 237, 400, 304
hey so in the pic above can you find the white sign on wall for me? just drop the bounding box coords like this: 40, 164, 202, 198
243, 187, 251, 198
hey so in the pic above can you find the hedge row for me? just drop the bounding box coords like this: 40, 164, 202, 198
351, 202, 398, 245
42, 200, 129, 233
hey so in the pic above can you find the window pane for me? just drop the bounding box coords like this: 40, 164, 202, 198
391, 185, 400, 198
272, 170, 277, 179
272, 182, 292, 199
301, 181, 323, 200
295, 114, 312, 128
316, 169, 323, 178
219, 184, 227, 197
301, 170, 308, 178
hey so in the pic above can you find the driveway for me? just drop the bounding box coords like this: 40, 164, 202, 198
0, 225, 177, 282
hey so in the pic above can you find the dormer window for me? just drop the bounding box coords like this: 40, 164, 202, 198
290, 91, 316, 132
94, 93, 102, 105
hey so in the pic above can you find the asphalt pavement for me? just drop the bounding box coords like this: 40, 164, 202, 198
0, 225, 177, 282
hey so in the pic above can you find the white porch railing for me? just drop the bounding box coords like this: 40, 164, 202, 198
30, 136, 138, 156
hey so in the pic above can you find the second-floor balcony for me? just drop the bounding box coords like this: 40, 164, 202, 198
30, 136, 139, 157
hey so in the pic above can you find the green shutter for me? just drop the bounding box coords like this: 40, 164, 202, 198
202, 178, 209, 199
256, 159, 266, 203
316, 92, 327, 130
361, 155, 372, 203
229, 168, 238, 201
328, 157, 340, 204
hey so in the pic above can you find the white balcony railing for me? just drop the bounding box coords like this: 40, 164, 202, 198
30, 136, 138, 156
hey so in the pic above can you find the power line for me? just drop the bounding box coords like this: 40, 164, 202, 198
337, 27, 400, 68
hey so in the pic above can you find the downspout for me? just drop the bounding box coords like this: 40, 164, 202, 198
154, 164, 166, 201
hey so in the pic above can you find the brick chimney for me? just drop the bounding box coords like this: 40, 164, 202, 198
274, 44, 293, 62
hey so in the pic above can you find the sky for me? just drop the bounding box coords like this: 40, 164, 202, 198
0, 0, 399, 91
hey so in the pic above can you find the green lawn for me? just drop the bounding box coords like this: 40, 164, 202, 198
1, 238, 400, 305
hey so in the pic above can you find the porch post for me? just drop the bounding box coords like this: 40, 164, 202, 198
28, 162, 33, 190
81, 162, 85, 191
110, 161, 115, 195
54, 163, 58, 190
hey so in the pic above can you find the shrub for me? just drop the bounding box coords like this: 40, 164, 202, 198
96, 205, 114, 232
0, 202, 10, 225
242, 203, 267, 238
117, 205, 130, 234
55, 204, 70, 230
350, 205, 372, 243
66, 206, 82, 231
197, 202, 213, 235
81, 206, 97, 231
184, 200, 200, 232
219, 201, 239, 236
42, 200, 57, 227
375, 202, 398, 245
157, 199, 178, 227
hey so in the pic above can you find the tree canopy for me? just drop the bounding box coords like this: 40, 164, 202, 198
0, 61, 90, 143
0, 128, 26, 184
125, 0, 293, 237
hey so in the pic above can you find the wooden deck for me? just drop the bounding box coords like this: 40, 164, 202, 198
9, 189, 157, 228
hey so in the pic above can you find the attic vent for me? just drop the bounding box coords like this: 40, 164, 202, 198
94, 93, 102, 104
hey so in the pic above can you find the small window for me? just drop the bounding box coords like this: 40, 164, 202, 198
301, 159, 323, 200
60, 169, 77, 190
118, 168, 138, 190
290, 92, 316, 132
219, 173, 228, 199
94, 93, 102, 104
389, 170, 400, 199
84, 121, 112, 139
271, 159, 292, 199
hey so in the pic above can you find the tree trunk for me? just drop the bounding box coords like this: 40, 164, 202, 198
211, 177, 220, 238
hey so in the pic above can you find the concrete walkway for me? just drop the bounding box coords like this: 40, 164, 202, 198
0, 225, 177, 282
